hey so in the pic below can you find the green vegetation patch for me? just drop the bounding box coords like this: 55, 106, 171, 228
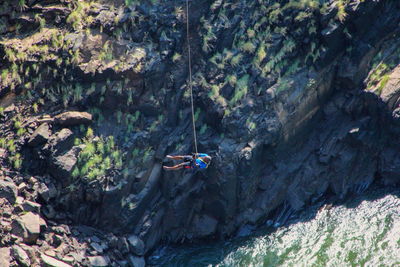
230, 74, 249, 105
72, 133, 123, 180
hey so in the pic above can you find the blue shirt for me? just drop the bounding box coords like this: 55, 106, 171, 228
194, 153, 209, 169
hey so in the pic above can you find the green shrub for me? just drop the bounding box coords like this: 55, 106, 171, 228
247, 29, 256, 38
97, 141, 105, 154
125, 0, 140, 6
12, 153, 22, 169
5, 48, 16, 62
74, 136, 123, 180
17, 128, 26, 136
73, 83, 83, 102
106, 136, 115, 153
99, 41, 113, 61
7, 140, 16, 153
230, 54, 243, 67
295, 11, 311, 22
256, 44, 267, 63
240, 41, 256, 53
172, 52, 182, 62
209, 84, 220, 98
199, 124, 208, 135
376, 75, 390, 95
201, 17, 216, 52
230, 74, 249, 105
367, 63, 389, 89
86, 127, 94, 138
336, 0, 347, 22
276, 78, 291, 94
226, 74, 237, 87
71, 167, 80, 178
247, 120, 256, 131
194, 108, 201, 122
0, 138, 6, 148
71, 49, 81, 65
103, 157, 111, 169
18, 0, 26, 10
268, 3, 282, 22
1, 69, 9, 83
67, 4, 83, 30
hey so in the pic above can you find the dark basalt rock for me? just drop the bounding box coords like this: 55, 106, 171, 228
27, 123, 51, 147
127, 235, 145, 256
0, 178, 17, 204
11, 212, 42, 245
2, 1, 400, 266
54, 111, 92, 126
49, 146, 82, 184
48, 128, 74, 156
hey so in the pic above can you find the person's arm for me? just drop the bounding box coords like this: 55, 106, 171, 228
194, 153, 208, 158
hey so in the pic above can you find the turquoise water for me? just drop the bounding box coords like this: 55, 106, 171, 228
149, 188, 400, 266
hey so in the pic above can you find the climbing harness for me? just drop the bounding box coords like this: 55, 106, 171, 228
186, 0, 198, 155
184, 158, 208, 170
196, 157, 209, 168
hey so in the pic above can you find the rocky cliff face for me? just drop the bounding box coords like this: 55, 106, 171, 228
1, 0, 400, 266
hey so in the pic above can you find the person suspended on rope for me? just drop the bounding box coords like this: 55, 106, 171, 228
163, 153, 212, 170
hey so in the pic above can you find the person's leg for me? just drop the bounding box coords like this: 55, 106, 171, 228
166, 155, 192, 161
163, 162, 189, 170
166, 155, 185, 160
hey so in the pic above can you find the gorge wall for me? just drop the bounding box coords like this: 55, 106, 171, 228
1, 0, 400, 266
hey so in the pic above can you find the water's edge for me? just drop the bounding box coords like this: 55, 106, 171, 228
149, 184, 400, 266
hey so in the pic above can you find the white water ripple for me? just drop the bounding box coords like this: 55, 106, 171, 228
150, 189, 400, 267
219, 194, 400, 267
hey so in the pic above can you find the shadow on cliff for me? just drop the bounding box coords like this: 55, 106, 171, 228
148, 84, 400, 266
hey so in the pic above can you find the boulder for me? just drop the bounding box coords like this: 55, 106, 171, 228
38, 182, 57, 202
50, 128, 74, 155
380, 65, 400, 110
128, 255, 145, 267
40, 254, 72, 267
127, 235, 145, 256
61, 255, 74, 265
49, 146, 82, 182
88, 256, 110, 267
96, 10, 116, 30
54, 111, 92, 126
69, 251, 85, 264
17, 182, 27, 194
0, 247, 11, 267
11, 212, 41, 244
12, 245, 31, 267
90, 242, 104, 253
64, 33, 84, 51
27, 123, 51, 147
0, 177, 17, 204
22, 200, 41, 213
41, 6, 70, 21
44, 250, 56, 257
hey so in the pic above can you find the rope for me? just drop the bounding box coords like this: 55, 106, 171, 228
186, 0, 198, 155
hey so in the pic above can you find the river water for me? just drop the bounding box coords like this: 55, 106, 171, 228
149, 187, 400, 266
